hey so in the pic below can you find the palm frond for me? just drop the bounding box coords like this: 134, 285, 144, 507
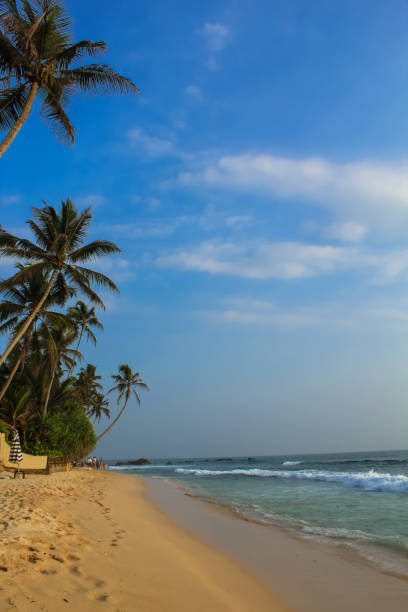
0, 82, 30, 130
40, 86, 75, 144
61, 65, 140, 96
69, 240, 121, 263
54, 39, 106, 67
68, 264, 119, 292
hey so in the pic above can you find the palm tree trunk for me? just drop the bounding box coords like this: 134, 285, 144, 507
0, 268, 59, 367
42, 367, 56, 418
68, 328, 84, 377
0, 83, 39, 159
96, 400, 127, 441
0, 351, 24, 402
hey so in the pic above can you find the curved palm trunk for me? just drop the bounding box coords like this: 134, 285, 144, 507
0, 351, 24, 402
96, 399, 127, 442
0, 268, 58, 367
67, 327, 84, 377
0, 83, 39, 159
42, 367, 56, 418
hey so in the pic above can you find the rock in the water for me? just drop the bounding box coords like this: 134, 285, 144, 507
216, 457, 232, 461
166, 461, 173, 465
248, 457, 256, 461
115, 458, 152, 466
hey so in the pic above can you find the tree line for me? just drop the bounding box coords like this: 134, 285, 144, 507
0, 0, 148, 459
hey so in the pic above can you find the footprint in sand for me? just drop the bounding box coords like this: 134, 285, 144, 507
87, 591, 110, 602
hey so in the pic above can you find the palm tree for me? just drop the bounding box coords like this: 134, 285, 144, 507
0, 265, 74, 400
0, 198, 120, 367
39, 319, 79, 417
96, 364, 149, 441
0, 0, 139, 158
0, 384, 32, 430
67, 300, 103, 375
75, 363, 103, 414
87, 391, 110, 424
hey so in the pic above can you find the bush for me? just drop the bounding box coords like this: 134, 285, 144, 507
24, 402, 96, 460
0, 421, 11, 443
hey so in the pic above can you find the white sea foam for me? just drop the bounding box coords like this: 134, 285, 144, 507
174, 468, 408, 493
108, 464, 171, 470
282, 460, 302, 466
301, 525, 373, 541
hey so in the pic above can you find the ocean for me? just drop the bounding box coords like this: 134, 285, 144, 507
108, 449, 408, 576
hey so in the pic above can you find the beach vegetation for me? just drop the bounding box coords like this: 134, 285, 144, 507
0, 201, 148, 460
0, 198, 120, 368
0, 0, 139, 158
97, 364, 149, 441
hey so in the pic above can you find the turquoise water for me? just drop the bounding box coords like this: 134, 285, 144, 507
108, 450, 408, 575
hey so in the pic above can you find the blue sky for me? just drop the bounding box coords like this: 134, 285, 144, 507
2, 0, 408, 458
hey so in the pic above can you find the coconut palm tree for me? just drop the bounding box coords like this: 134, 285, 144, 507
39, 319, 80, 417
67, 300, 103, 375
0, 264, 74, 400
75, 363, 103, 414
96, 364, 149, 441
87, 391, 110, 424
0, 198, 120, 367
0, 0, 139, 158
0, 384, 32, 430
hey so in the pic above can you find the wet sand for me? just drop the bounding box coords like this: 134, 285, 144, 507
0, 470, 287, 611
147, 476, 408, 612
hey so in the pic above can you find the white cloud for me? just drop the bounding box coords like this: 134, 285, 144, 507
175, 153, 408, 232
97, 217, 191, 240
199, 23, 230, 70
0, 194, 21, 206
75, 194, 105, 208
93, 257, 135, 283
127, 128, 174, 158
325, 222, 367, 242
225, 215, 252, 227
157, 240, 358, 280
184, 85, 202, 100
156, 239, 408, 283
201, 23, 230, 52
202, 296, 408, 331
204, 298, 351, 329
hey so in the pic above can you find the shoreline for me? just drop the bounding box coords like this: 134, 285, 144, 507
146, 475, 408, 612
154, 477, 408, 580
0, 470, 287, 611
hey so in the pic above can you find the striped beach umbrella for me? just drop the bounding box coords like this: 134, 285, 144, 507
9, 430, 23, 465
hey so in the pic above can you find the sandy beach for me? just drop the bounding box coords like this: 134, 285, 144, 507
0, 470, 287, 611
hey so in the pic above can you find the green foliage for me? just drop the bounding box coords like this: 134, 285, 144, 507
0, 0, 139, 148
22, 440, 61, 457
0, 420, 11, 442
24, 401, 96, 460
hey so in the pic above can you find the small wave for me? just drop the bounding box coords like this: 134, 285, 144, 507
310, 457, 408, 467
302, 525, 373, 541
174, 468, 408, 493
108, 464, 171, 470
282, 460, 302, 466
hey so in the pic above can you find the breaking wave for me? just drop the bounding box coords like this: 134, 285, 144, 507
174, 468, 408, 493
282, 460, 302, 466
